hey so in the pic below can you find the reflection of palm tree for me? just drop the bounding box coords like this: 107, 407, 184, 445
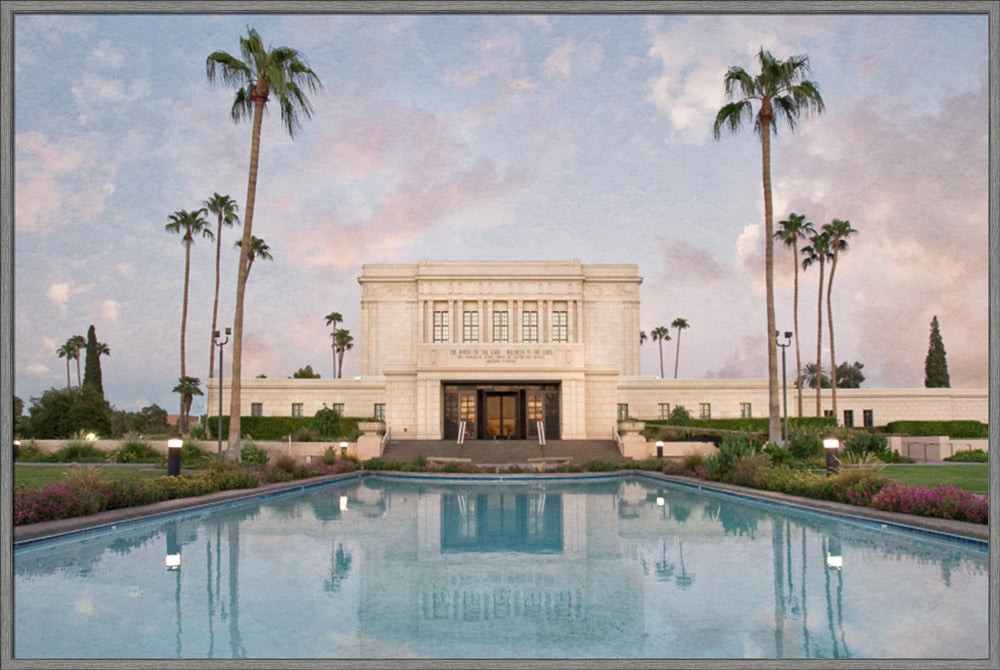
772, 518, 785, 657
675, 542, 693, 589
227, 520, 246, 658
324, 542, 353, 593
654, 540, 675, 582
801, 527, 811, 658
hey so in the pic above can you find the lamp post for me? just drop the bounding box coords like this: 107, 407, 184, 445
213, 328, 231, 458
823, 438, 840, 475
776, 331, 793, 444
167, 438, 183, 476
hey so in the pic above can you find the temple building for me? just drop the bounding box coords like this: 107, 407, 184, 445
207, 260, 988, 444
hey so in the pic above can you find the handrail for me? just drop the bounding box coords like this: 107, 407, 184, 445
537, 420, 546, 446
380, 424, 391, 449
457, 420, 466, 445
613, 423, 624, 454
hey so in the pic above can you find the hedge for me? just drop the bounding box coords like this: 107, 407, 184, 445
884, 420, 988, 438
203, 415, 364, 441
642, 416, 836, 432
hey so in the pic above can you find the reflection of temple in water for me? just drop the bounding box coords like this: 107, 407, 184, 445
14, 476, 989, 659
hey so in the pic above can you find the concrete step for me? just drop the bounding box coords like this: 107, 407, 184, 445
381, 439, 622, 465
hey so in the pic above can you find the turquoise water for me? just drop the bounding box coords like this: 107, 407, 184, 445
14, 474, 988, 659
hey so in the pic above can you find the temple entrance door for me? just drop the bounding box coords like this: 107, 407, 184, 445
484, 392, 519, 438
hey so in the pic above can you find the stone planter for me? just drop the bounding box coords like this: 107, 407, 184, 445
357, 421, 385, 435
618, 420, 646, 434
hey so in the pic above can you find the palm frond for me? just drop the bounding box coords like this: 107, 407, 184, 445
713, 100, 753, 139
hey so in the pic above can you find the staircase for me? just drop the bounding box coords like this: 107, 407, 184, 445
380, 439, 622, 465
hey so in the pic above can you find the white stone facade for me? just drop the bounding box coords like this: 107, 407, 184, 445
206, 260, 988, 438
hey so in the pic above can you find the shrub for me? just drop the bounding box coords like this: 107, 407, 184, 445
238, 438, 270, 466
311, 406, 342, 438
51, 439, 106, 463
669, 405, 692, 424
706, 433, 763, 477
762, 443, 793, 467
726, 452, 772, 488
14, 481, 109, 525
787, 428, 823, 460
106, 433, 160, 463
186, 421, 209, 440
681, 450, 706, 472
869, 483, 988, 524
14, 439, 48, 462
292, 427, 319, 442
585, 460, 620, 472
274, 453, 299, 474
180, 439, 215, 468
944, 449, 989, 463
843, 431, 888, 457
320, 445, 340, 465
202, 461, 261, 490
836, 451, 887, 471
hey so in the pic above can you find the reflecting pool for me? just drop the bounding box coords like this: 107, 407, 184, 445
14, 474, 988, 659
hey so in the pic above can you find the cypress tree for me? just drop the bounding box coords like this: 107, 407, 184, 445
924, 315, 950, 388
82, 324, 106, 397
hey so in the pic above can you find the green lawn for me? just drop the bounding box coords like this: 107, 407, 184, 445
882, 464, 989, 495
14, 463, 169, 490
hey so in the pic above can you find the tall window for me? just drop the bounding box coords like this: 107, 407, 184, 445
617, 403, 630, 421
552, 310, 568, 342
522, 310, 538, 342
332, 403, 344, 415
699, 403, 711, 420
740, 403, 752, 418
463, 311, 479, 342
493, 310, 509, 342
373, 403, 385, 421
251, 403, 263, 417
658, 403, 670, 420
527, 396, 543, 422
291, 403, 303, 417
863, 409, 874, 427
843, 409, 854, 427
433, 311, 449, 343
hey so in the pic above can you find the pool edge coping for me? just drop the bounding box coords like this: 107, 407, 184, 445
13, 469, 989, 546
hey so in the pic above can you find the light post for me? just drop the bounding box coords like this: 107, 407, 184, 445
213, 328, 231, 458
823, 438, 840, 475
167, 438, 183, 476
776, 331, 793, 444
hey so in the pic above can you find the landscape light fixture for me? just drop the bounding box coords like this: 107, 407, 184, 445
823, 438, 840, 474
656, 440, 664, 458
775, 331, 793, 444
167, 438, 183, 476
213, 327, 231, 457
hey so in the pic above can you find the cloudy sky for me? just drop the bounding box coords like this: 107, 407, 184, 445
11, 9, 990, 417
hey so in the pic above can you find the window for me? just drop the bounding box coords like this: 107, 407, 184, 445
617, 403, 630, 421
740, 403, 752, 418
459, 396, 475, 422
291, 403, 303, 417
462, 311, 479, 342
863, 409, 874, 427
527, 396, 543, 422
658, 403, 670, 420
843, 410, 854, 427
373, 403, 385, 421
332, 403, 344, 415
823, 410, 835, 418
699, 403, 711, 420
433, 311, 449, 343
250, 403, 263, 417
552, 310, 568, 342
493, 310, 509, 342
522, 310, 538, 342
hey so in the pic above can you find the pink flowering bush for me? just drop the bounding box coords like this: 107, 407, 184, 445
14, 481, 110, 526
869, 482, 988, 524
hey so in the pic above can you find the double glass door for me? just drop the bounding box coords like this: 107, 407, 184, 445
485, 392, 518, 438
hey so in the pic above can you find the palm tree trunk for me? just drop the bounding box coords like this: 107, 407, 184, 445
180, 239, 191, 433
228, 96, 265, 460
75, 356, 82, 387
658, 340, 664, 379
673, 330, 681, 379
332, 342, 337, 379
760, 113, 781, 444
827, 252, 839, 422
815, 259, 824, 416
793, 241, 803, 418
337, 348, 345, 379
65, 359, 71, 390
209, 214, 223, 379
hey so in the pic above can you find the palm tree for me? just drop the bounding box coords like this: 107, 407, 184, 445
822, 218, 857, 421
207, 27, 321, 461
165, 208, 213, 433
651, 326, 671, 379
801, 230, 831, 416
172, 376, 203, 437
234, 235, 273, 275
203, 193, 240, 379
57, 342, 73, 390
800, 363, 830, 389
333, 329, 354, 379
640, 330, 647, 345
325, 311, 343, 378
775, 213, 815, 417
69, 334, 86, 386
671, 318, 689, 379
713, 48, 825, 443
